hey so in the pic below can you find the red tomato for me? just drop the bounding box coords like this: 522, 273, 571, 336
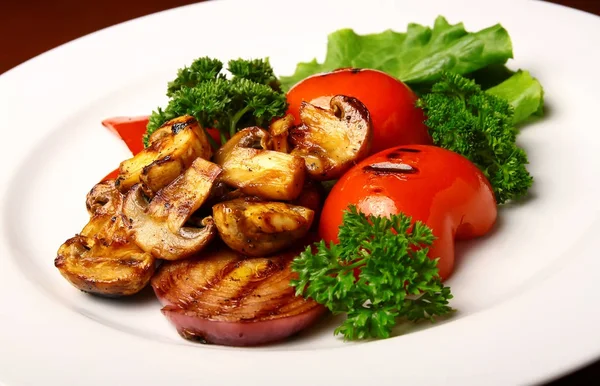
286, 68, 431, 154
319, 145, 497, 281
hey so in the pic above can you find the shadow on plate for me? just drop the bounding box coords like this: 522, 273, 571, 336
85, 284, 161, 307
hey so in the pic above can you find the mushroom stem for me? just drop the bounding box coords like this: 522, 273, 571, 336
123, 157, 222, 261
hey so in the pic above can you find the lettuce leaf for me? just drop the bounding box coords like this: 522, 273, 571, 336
487, 70, 544, 124
280, 16, 513, 91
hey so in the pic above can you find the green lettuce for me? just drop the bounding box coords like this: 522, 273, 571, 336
487, 70, 544, 124
280, 16, 513, 90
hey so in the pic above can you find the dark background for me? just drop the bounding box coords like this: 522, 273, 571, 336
2, 0, 599, 74
0, 0, 598, 384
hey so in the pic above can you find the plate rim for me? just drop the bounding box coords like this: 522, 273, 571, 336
1, 0, 600, 385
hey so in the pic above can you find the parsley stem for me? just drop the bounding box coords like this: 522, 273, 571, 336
343, 259, 365, 271
220, 132, 228, 146
230, 106, 250, 138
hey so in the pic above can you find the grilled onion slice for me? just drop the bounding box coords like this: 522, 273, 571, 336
151, 244, 325, 346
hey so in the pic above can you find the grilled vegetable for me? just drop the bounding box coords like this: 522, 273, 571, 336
290, 95, 373, 181
291, 179, 325, 220
215, 127, 306, 201
204, 180, 245, 205
269, 114, 295, 153
319, 145, 497, 281
214, 126, 271, 164
286, 69, 429, 155
151, 244, 325, 346
146, 125, 172, 144
55, 181, 155, 297
117, 115, 213, 193
212, 198, 314, 256
85, 180, 123, 216
123, 157, 221, 260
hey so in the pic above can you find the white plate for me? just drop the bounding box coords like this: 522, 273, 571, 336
1, 0, 599, 384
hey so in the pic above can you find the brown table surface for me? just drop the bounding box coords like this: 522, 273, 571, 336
1, 0, 599, 384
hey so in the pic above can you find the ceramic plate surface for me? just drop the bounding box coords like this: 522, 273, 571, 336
1, 0, 599, 384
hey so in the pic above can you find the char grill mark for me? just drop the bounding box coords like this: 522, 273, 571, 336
151, 247, 317, 323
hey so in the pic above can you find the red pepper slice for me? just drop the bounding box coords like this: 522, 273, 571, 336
102, 116, 150, 155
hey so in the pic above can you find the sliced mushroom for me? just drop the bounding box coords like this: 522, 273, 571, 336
289, 95, 373, 181
212, 198, 314, 256
215, 127, 306, 201
214, 126, 271, 165
201, 180, 246, 211
117, 115, 213, 194
139, 156, 188, 197
208, 180, 245, 202
291, 179, 325, 220
147, 126, 172, 143
123, 157, 222, 260
269, 114, 295, 153
86, 179, 123, 216
55, 181, 154, 297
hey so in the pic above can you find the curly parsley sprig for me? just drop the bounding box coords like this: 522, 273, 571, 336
291, 206, 453, 340
144, 57, 287, 148
416, 72, 533, 204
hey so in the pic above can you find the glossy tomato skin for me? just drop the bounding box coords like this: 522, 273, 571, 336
319, 145, 497, 280
286, 68, 431, 154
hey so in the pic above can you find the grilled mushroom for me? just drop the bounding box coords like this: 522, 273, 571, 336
123, 157, 222, 260
290, 95, 373, 181
116, 115, 213, 194
147, 126, 172, 143
85, 179, 123, 216
212, 198, 314, 256
269, 114, 295, 153
55, 181, 154, 297
214, 126, 271, 165
214, 127, 305, 201
291, 179, 325, 220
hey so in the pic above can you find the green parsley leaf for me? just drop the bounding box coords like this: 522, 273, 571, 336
291, 206, 453, 340
228, 58, 279, 88
416, 72, 533, 204
166, 57, 224, 97
145, 57, 287, 148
